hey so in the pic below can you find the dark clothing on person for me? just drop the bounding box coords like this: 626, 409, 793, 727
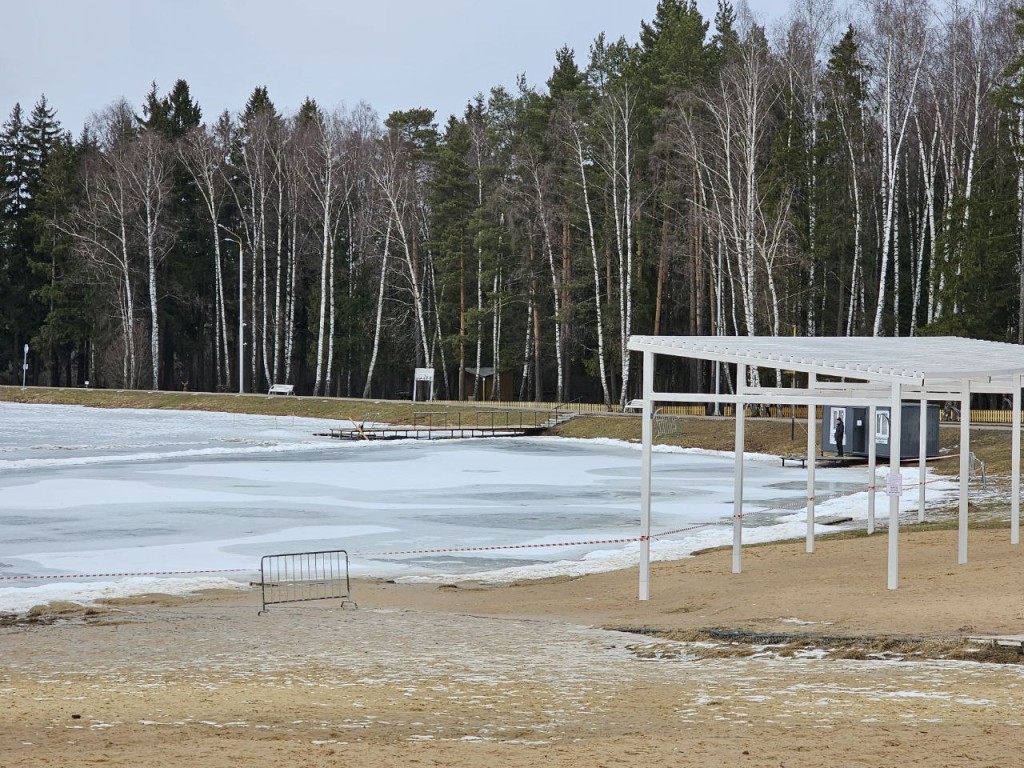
834, 416, 845, 457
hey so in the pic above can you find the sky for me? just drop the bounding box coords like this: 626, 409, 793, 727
2, 0, 792, 137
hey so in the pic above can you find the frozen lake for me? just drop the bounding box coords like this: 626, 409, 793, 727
0, 402, 952, 613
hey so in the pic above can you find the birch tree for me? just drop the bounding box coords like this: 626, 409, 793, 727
561, 105, 611, 407
860, 0, 928, 336
180, 118, 232, 389
680, 23, 786, 349
122, 130, 173, 389
929, 0, 1004, 322
232, 91, 286, 391
370, 126, 433, 368
1001, 0, 1024, 342
60, 102, 141, 387
295, 104, 348, 395
595, 83, 638, 407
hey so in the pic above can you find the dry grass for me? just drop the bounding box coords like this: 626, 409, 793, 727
0, 386, 551, 428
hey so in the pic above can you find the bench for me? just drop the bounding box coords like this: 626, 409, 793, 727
267, 383, 294, 396
780, 455, 807, 468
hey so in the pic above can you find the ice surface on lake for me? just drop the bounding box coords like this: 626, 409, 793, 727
0, 402, 954, 612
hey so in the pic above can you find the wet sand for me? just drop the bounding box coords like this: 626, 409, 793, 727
2, 525, 1023, 767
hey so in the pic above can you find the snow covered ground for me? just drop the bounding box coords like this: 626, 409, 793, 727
0, 402, 957, 613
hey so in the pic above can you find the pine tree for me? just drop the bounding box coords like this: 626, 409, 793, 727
430, 115, 476, 398
818, 26, 871, 335
1, 98, 64, 379
30, 132, 91, 386
23, 97, 73, 383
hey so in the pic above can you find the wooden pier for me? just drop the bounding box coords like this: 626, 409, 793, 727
325, 408, 576, 441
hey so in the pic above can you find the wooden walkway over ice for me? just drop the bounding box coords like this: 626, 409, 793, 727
326, 409, 576, 441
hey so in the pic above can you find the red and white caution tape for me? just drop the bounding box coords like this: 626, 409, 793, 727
353, 523, 710, 558
0, 524, 716, 582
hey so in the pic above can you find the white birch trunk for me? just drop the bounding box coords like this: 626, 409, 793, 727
529, 165, 564, 401
868, 2, 927, 337
363, 220, 392, 398
569, 123, 610, 407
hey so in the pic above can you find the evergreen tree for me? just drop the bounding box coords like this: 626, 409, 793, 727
996, 1, 1024, 342
0, 103, 29, 375
1, 103, 30, 224
430, 115, 476, 398
635, 0, 712, 393
296, 96, 323, 128
1, 98, 65, 380
636, 0, 711, 110
30, 132, 91, 385
818, 26, 871, 335
243, 86, 276, 121
141, 80, 204, 389
710, 0, 739, 62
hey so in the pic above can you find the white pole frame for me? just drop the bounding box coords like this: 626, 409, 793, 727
733, 364, 746, 574
959, 379, 971, 564
639, 351, 654, 600
918, 398, 928, 523
629, 348, 1017, 599
887, 383, 903, 590
867, 404, 877, 535
1013, 374, 1022, 546
806, 375, 817, 553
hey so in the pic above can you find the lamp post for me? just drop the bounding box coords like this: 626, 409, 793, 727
21, 343, 28, 389
219, 225, 244, 395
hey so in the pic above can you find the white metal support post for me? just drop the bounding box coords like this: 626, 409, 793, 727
959, 379, 971, 564
732, 363, 746, 574
867, 404, 877, 535
1013, 374, 1021, 546
887, 383, 903, 590
918, 398, 928, 523
639, 350, 654, 600
806, 374, 817, 554
21, 343, 28, 389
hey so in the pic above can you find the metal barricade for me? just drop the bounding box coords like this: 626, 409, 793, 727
257, 549, 356, 615
653, 408, 684, 441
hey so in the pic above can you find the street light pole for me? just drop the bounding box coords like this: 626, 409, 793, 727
21, 343, 28, 389
237, 238, 244, 395
219, 225, 244, 395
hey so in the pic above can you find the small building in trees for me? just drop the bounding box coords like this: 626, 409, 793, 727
461, 367, 514, 401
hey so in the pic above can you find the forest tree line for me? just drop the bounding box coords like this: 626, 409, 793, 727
3, 0, 1024, 405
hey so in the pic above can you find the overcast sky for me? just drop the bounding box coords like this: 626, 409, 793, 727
2, 0, 792, 136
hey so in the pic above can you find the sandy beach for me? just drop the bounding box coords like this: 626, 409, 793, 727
3, 524, 1023, 767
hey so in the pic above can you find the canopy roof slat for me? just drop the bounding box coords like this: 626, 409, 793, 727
628, 335, 1024, 386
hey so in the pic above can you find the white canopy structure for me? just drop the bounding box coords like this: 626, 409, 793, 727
627, 335, 1024, 600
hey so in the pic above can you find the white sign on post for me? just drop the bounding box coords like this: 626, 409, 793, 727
885, 474, 903, 497
412, 368, 435, 402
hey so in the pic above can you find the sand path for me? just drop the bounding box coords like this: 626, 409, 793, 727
3, 527, 1024, 766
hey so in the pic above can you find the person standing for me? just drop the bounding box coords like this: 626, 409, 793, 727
834, 413, 845, 457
